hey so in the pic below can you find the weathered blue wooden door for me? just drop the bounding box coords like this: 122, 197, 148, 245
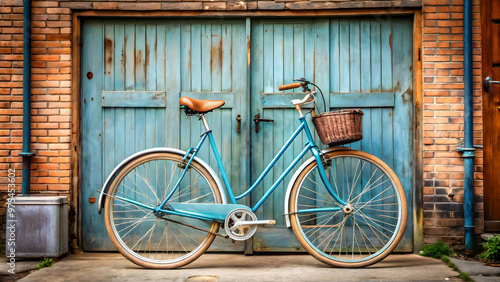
250, 17, 414, 252
81, 17, 414, 252
81, 19, 248, 250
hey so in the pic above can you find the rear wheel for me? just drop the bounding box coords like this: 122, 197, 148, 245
104, 152, 222, 269
289, 150, 407, 267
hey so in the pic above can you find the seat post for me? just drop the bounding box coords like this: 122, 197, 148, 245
199, 115, 210, 131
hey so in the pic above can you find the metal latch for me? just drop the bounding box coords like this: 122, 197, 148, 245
254, 114, 274, 133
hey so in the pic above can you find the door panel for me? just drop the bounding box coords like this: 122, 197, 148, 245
330, 17, 414, 251
81, 19, 247, 250
482, 0, 500, 231
250, 20, 318, 251
250, 17, 414, 252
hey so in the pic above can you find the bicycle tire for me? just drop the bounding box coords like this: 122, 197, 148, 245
289, 150, 407, 267
104, 152, 222, 269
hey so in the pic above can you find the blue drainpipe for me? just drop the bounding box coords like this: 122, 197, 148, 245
457, 0, 475, 254
18, 0, 34, 195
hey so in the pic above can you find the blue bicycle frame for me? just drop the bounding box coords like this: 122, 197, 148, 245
150, 114, 347, 220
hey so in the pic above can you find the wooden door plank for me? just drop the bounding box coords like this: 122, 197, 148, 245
263, 23, 274, 93
102, 91, 166, 107
146, 24, 157, 92
492, 23, 500, 65
271, 24, 285, 226
330, 19, 340, 93
490, 67, 500, 219
191, 24, 202, 91
339, 19, 350, 93
156, 24, 166, 93
316, 18, 330, 112
81, 20, 105, 249
180, 24, 192, 151
330, 92, 395, 108
166, 23, 181, 148
273, 108, 285, 226
104, 24, 115, 90
283, 24, 294, 93
124, 24, 135, 91
202, 24, 212, 91
155, 24, 167, 149
381, 20, 392, 92
103, 23, 115, 178
371, 19, 382, 91
391, 17, 413, 250
293, 24, 305, 84
135, 24, 146, 91
493, 0, 500, 20
232, 21, 246, 199
292, 24, 307, 152
114, 24, 125, 91
305, 23, 315, 86
212, 24, 222, 92
350, 19, 361, 93
273, 24, 284, 91
222, 24, 232, 92
103, 109, 115, 177
250, 21, 265, 220
360, 20, 371, 92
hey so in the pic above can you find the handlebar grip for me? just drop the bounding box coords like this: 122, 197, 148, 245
278, 82, 302, 91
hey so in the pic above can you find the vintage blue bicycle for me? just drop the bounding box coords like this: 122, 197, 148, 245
98, 78, 407, 269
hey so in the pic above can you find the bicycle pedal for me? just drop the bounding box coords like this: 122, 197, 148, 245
257, 220, 276, 225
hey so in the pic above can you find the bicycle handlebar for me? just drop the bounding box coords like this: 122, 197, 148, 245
278, 82, 302, 91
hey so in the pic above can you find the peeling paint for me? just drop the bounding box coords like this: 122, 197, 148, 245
104, 38, 113, 76
389, 32, 392, 54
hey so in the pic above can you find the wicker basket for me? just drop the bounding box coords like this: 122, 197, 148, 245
312, 109, 364, 146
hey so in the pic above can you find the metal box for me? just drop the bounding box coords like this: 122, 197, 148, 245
6, 196, 68, 258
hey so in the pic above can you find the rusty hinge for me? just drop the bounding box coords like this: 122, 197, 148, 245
77, 36, 83, 46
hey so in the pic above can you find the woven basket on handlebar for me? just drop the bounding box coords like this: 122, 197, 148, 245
312, 109, 364, 146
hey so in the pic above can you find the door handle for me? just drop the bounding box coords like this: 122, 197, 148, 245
484, 76, 500, 91
236, 114, 242, 133
254, 114, 274, 133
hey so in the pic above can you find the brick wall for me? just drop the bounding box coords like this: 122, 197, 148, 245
421, 0, 483, 249
0, 0, 73, 244
0, 0, 484, 251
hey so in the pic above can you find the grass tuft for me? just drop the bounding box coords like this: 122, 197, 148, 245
459, 272, 473, 282
33, 258, 55, 270
419, 240, 452, 259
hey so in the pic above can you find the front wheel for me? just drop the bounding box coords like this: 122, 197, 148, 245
289, 150, 407, 267
104, 152, 222, 269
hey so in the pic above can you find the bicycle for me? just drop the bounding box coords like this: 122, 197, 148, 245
97, 78, 407, 269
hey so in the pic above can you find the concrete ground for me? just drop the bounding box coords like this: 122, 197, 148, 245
450, 258, 500, 282
1, 253, 466, 282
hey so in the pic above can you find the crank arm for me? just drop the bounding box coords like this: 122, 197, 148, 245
232, 220, 276, 229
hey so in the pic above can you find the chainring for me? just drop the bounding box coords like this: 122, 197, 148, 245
224, 208, 258, 241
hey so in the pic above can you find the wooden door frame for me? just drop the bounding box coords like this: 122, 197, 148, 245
70, 9, 423, 252
480, 0, 499, 232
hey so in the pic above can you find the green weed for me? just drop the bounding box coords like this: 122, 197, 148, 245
459, 272, 473, 282
419, 240, 452, 259
477, 235, 500, 262
34, 258, 55, 270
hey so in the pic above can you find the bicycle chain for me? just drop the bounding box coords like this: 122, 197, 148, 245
161, 216, 229, 239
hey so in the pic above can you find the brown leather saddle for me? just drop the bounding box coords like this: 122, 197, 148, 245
179, 97, 225, 115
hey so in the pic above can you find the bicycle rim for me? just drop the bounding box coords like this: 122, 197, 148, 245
104, 153, 222, 268
290, 150, 407, 267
